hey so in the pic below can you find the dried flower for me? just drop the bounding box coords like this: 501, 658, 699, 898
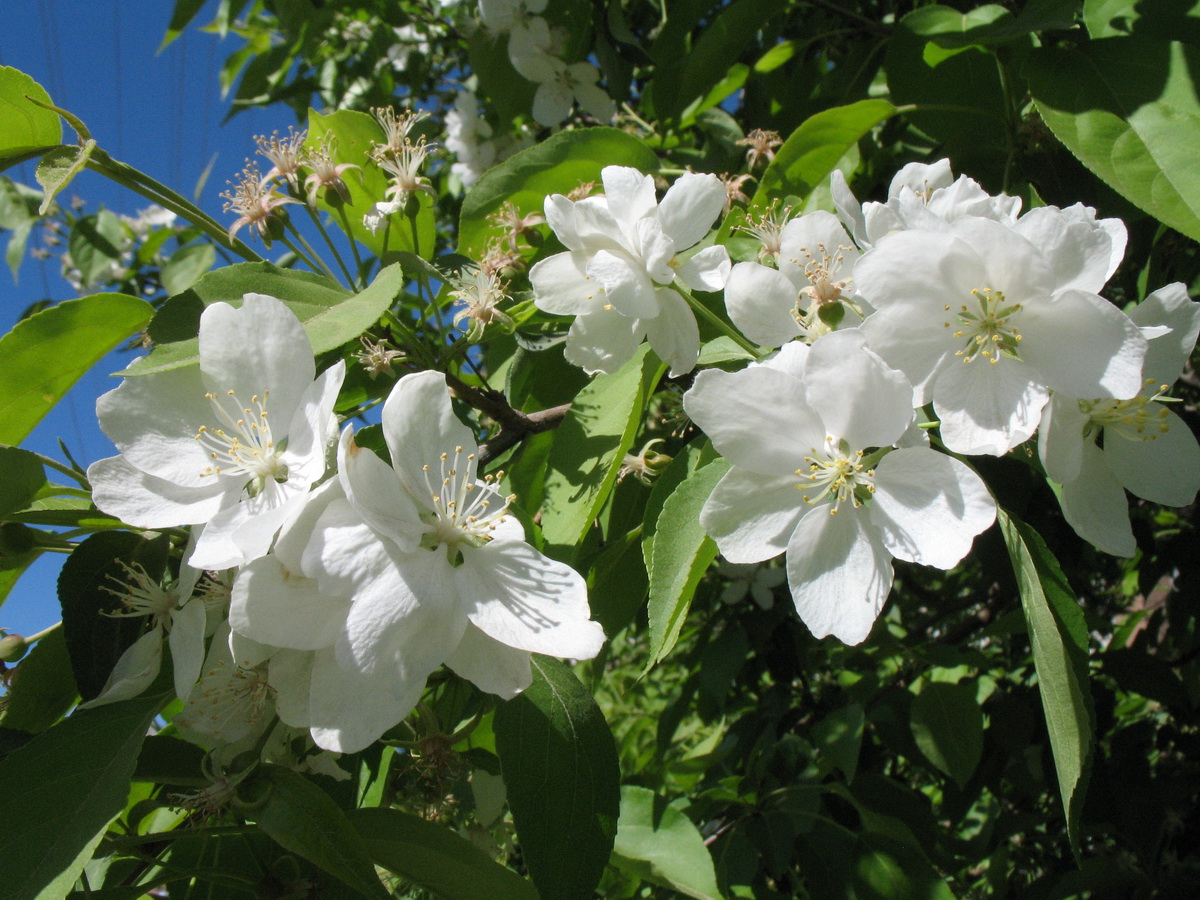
221, 161, 301, 243
301, 134, 360, 207
488, 201, 545, 251
355, 335, 405, 378
451, 266, 514, 341
737, 128, 783, 169
734, 202, 795, 265
256, 127, 308, 189
719, 172, 755, 214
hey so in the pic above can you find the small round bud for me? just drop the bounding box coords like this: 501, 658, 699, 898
0, 634, 28, 662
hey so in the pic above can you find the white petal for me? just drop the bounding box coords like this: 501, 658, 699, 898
1130, 282, 1200, 387
676, 245, 731, 293
1012, 205, 1117, 294
933, 357, 1048, 456
601, 166, 657, 228
724, 261, 801, 348
382, 371, 478, 498
572, 78, 616, 123
544, 196, 582, 252
636, 217, 677, 285
457, 540, 605, 659
829, 169, 867, 247
700, 468, 805, 563
530, 251, 605, 316
88, 455, 227, 528
786, 506, 893, 645
230, 554, 350, 650
281, 360, 344, 486
199, 294, 315, 426
804, 329, 914, 449
1038, 393, 1090, 485
1105, 406, 1200, 507
78, 629, 163, 708
1060, 442, 1135, 557
587, 249, 659, 318
859, 301, 957, 406
338, 427, 425, 553
307, 648, 425, 753
657, 172, 727, 251
564, 307, 643, 375
684, 367, 822, 474
444, 624, 533, 698
759, 340, 811, 379
269, 648, 314, 728
643, 287, 699, 377
188, 485, 306, 570
1021, 290, 1146, 400
870, 448, 996, 568
168, 597, 208, 702
532, 81, 572, 126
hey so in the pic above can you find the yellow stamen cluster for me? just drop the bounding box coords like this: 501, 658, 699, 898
195, 389, 287, 492
795, 439, 876, 515
947, 287, 1024, 365
1082, 377, 1173, 443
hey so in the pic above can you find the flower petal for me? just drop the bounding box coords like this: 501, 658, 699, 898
1131, 282, 1200, 387
230, 554, 350, 651
564, 307, 643, 375
338, 427, 425, 553
457, 540, 605, 659
445, 624, 533, 699
382, 371, 477, 499
281, 360, 344, 486
870, 448, 996, 568
78, 629, 163, 708
700, 468, 805, 563
530, 251, 606, 316
725, 262, 802, 348
657, 172, 726, 251
308, 647, 426, 753
587, 249, 659, 319
644, 287, 699, 377
1105, 406, 1200, 507
168, 597, 208, 702
88, 455, 227, 528
932, 357, 1048, 456
786, 506, 893, 645
1038, 393, 1090, 485
1059, 442, 1136, 557
804, 329, 914, 449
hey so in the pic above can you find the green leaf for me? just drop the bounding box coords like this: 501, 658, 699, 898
161, 0, 209, 50
0, 446, 47, 519
998, 509, 1093, 858
1028, 38, 1200, 243
813, 704, 866, 783
745, 99, 897, 216
125, 262, 402, 376
35, 140, 96, 215
646, 457, 730, 667
0, 293, 153, 445
58, 531, 168, 702
494, 656, 620, 900
458, 127, 658, 259
159, 241, 216, 296
306, 108, 435, 259
649, 0, 787, 122
349, 807, 537, 900
909, 681, 983, 788
540, 345, 665, 558
67, 211, 126, 289
611, 785, 721, 900
248, 764, 390, 900
1083, 0, 1200, 41
0, 691, 165, 900
0, 67, 61, 166
0, 628, 78, 733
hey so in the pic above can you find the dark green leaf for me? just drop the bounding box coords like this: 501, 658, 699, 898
248, 764, 391, 900
611, 785, 721, 900
458, 127, 658, 259
998, 509, 1093, 858
0, 628, 78, 733
58, 531, 169, 702
0, 446, 47, 519
67, 210, 126, 288
0, 691, 165, 900
1028, 38, 1200, 243
813, 704, 866, 783
909, 681, 983, 788
350, 807, 537, 900
646, 457, 729, 667
494, 656, 620, 900
0, 293, 153, 445
161, 0, 209, 50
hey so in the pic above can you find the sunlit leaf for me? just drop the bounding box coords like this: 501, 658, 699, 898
612, 785, 721, 900
0, 67, 61, 167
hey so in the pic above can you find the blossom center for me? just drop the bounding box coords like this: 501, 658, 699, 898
1081, 377, 1172, 443
947, 287, 1023, 365
796, 439, 876, 514
195, 389, 289, 495
419, 445, 514, 562
103, 561, 180, 625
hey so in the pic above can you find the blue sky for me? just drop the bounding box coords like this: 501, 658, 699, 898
1, 1, 291, 638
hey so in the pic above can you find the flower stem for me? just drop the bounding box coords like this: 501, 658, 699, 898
336, 205, 367, 285
2, 444, 89, 487
671, 283, 764, 359
303, 204, 356, 289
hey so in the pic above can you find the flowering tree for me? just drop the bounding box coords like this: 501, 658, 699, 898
2, 1, 1200, 897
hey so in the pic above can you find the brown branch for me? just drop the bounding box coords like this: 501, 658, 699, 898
443, 372, 571, 464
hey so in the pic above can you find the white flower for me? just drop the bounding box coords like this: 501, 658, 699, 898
1039, 282, 1200, 556
228, 371, 605, 752
512, 50, 615, 126
683, 331, 996, 644
856, 215, 1146, 456
530, 166, 731, 376
478, 0, 549, 44
831, 159, 1021, 248
725, 210, 868, 348
88, 294, 345, 570
445, 91, 497, 187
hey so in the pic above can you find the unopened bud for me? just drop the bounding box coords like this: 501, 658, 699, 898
0, 634, 28, 662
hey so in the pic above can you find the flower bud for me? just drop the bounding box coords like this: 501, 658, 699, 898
0, 633, 28, 662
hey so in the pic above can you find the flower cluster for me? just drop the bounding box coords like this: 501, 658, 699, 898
531, 161, 1200, 644
477, 0, 614, 126
87, 295, 605, 755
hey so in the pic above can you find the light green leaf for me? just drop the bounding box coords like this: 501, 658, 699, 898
1083, 0, 1200, 40
494, 656, 620, 900
0, 293, 154, 446
161, 0, 209, 50
249, 765, 390, 900
1028, 38, 1200, 243
306, 108, 436, 259
0, 67, 61, 166
5, 219, 34, 281
909, 681, 983, 788
998, 509, 1093, 858
159, 242, 216, 297
35, 141, 95, 215
612, 785, 721, 900
124, 262, 402, 376
0, 691, 165, 900
646, 457, 730, 667
67, 211, 125, 289
349, 807, 537, 900
540, 345, 665, 557
458, 127, 658, 259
